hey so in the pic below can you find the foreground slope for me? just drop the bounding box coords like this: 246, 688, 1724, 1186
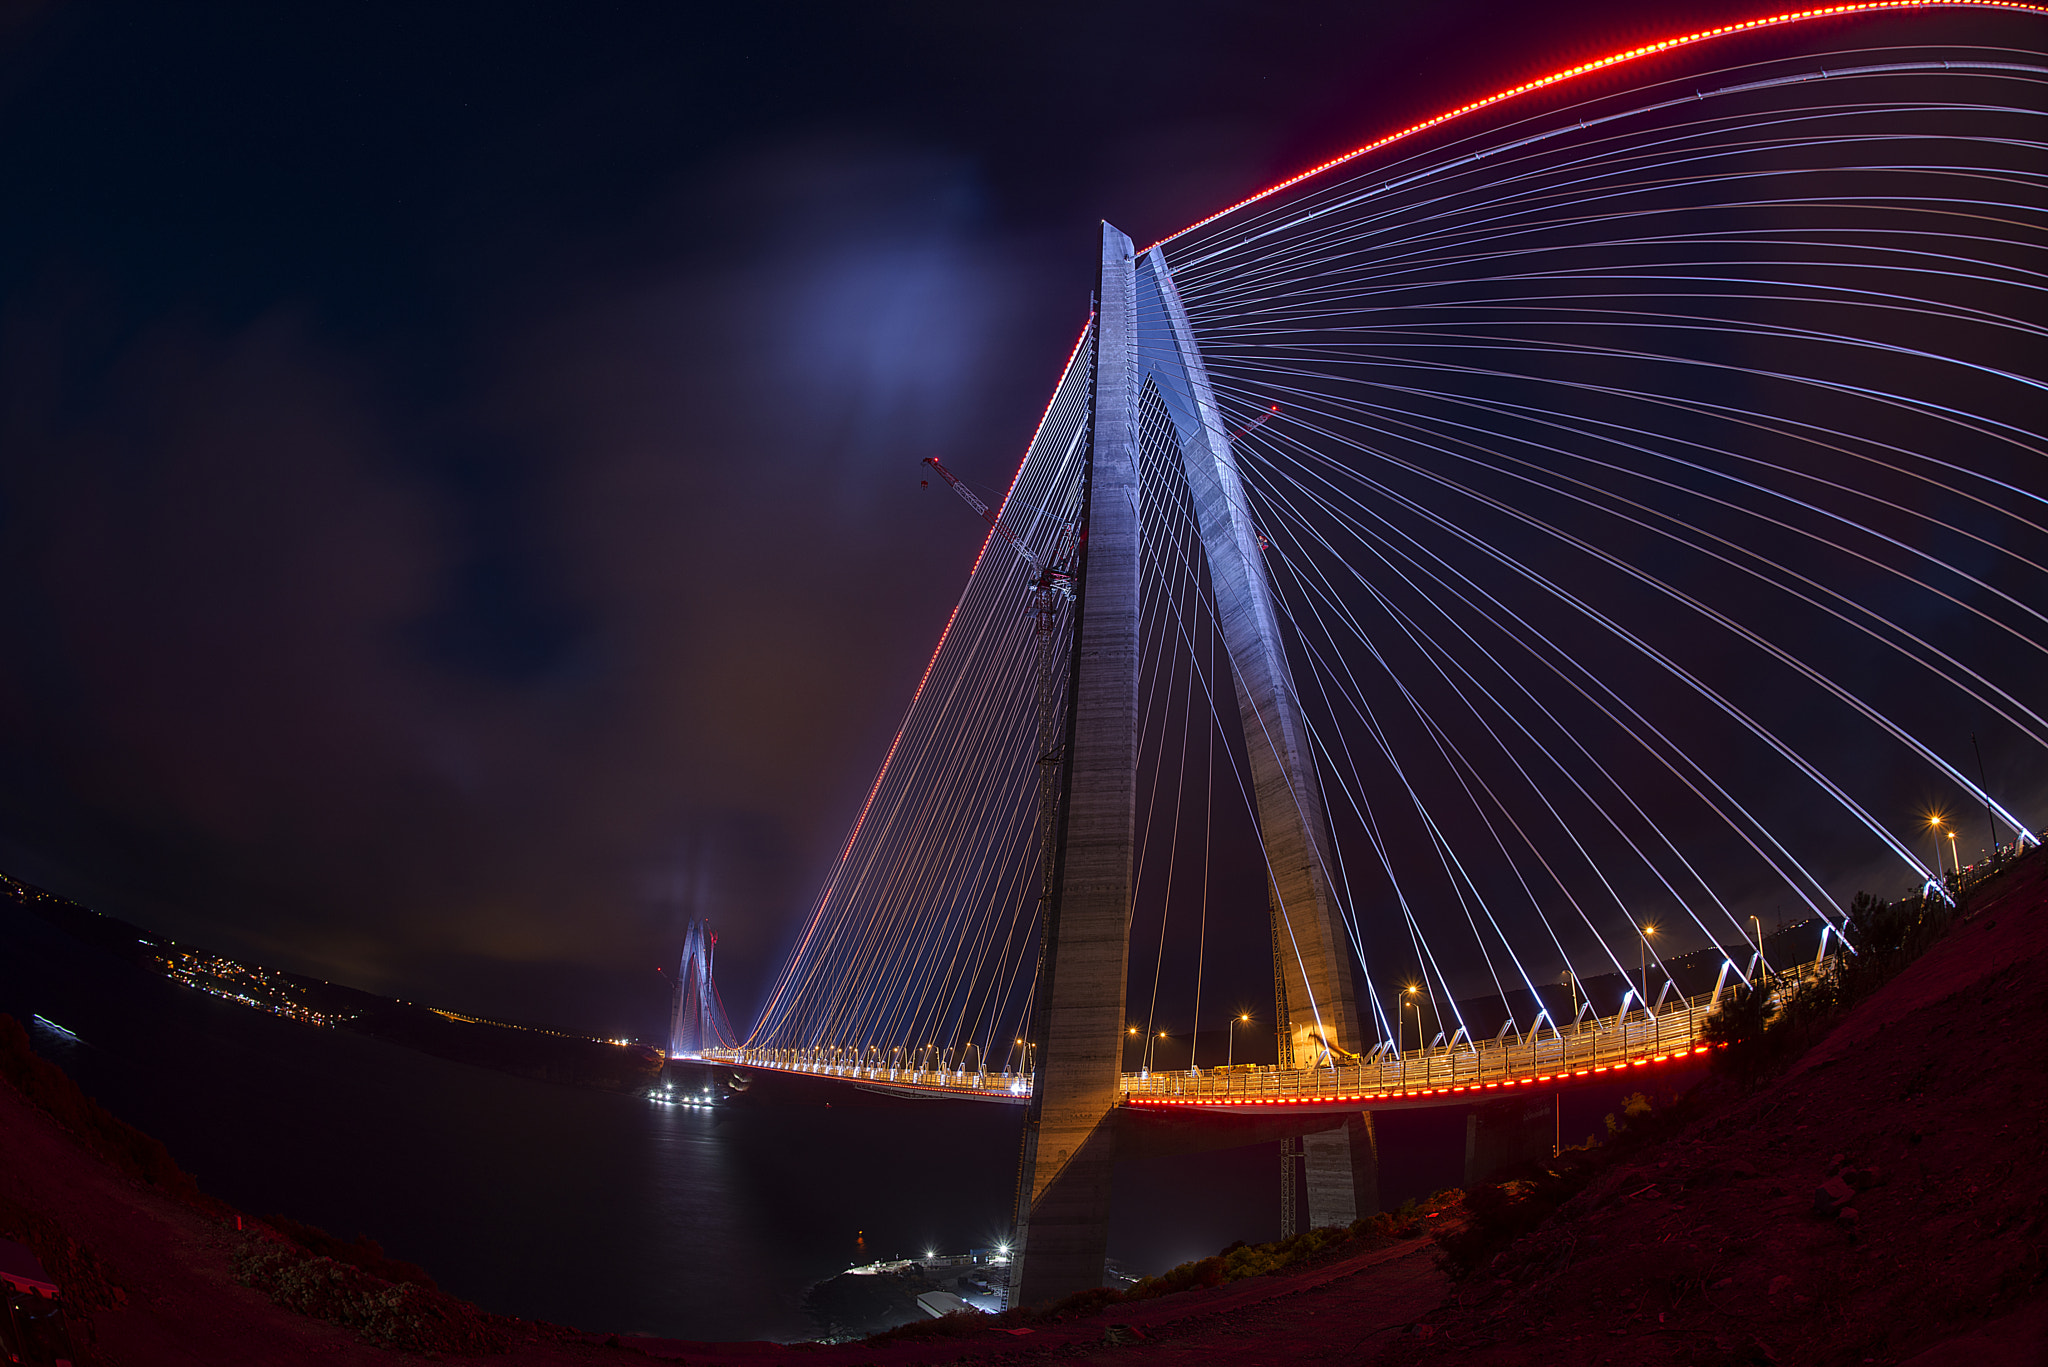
1378, 852, 2048, 1367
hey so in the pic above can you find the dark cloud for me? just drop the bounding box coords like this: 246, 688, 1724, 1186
0, 125, 1067, 1033
2, 0, 2023, 1040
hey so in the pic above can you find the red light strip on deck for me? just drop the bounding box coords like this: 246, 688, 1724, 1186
744, 319, 1094, 1043
1122, 1045, 1716, 1109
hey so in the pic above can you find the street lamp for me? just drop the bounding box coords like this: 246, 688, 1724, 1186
1929, 814, 1947, 878
1639, 923, 1658, 1013
1227, 1012, 1250, 1068
1146, 1030, 1167, 1073
1948, 829, 1960, 882
1406, 992, 1426, 1086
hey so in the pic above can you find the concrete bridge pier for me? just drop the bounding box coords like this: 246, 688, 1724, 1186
1464, 1095, 1557, 1187
1304, 1112, 1381, 1225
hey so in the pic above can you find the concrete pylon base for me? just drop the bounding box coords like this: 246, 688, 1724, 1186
1012, 1114, 1120, 1306
1464, 1096, 1555, 1187
1303, 1111, 1380, 1227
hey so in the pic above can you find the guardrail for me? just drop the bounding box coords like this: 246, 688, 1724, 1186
702, 971, 1826, 1108
1123, 999, 1714, 1108
700, 1048, 1034, 1101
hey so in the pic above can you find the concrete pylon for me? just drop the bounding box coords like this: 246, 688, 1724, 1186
1303, 1113, 1380, 1224
1464, 1096, 1555, 1186
1012, 222, 1143, 1307
1134, 245, 1369, 1228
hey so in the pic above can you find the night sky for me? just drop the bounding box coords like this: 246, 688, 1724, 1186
0, 0, 1998, 1040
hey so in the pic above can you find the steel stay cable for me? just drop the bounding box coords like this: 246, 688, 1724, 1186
1121, 414, 1337, 1056
1203, 340, 2048, 603
1240, 424, 1938, 920
1253, 483, 1627, 1012
1198, 366, 2048, 744
1161, 19, 2048, 267
1257, 483, 1700, 996
1253, 457, 1765, 985
1213, 374, 2044, 842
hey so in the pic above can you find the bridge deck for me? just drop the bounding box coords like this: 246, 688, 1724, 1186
705, 988, 1734, 1111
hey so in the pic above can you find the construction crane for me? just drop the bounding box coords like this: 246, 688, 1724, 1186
1230, 402, 1281, 441
920, 457, 1070, 588
921, 455, 1079, 941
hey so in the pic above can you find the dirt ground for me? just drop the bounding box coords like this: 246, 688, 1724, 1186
1374, 852, 2048, 1367
4, 852, 2043, 1366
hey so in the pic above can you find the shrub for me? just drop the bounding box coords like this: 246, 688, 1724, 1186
232, 1239, 510, 1355
1435, 1180, 1554, 1279
262, 1215, 438, 1291
0, 1014, 216, 1210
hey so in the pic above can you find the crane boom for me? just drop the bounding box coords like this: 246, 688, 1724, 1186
922, 457, 1043, 575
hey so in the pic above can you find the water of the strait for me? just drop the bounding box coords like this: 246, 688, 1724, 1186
0, 898, 1298, 1341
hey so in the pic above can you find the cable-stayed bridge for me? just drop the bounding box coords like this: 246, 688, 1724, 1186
699, 2, 2047, 1307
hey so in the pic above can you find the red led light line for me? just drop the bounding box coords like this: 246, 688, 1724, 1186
1151, 1, 2048, 252
745, 318, 1094, 1045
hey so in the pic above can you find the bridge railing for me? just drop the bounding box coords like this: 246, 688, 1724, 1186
700, 1048, 1036, 1100
1120, 990, 1727, 1105
701, 972, 1830, 1106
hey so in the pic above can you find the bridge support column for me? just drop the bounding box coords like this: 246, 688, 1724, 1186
1012, 221, 1143, 1308
1464, 1095, 1555, 1187
1135, 243, 1371, 1230
1303, 1112, 1380, 1226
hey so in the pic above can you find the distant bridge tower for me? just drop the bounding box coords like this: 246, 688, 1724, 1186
668, 918, 720, 1060
1013, 223, 1372, 1306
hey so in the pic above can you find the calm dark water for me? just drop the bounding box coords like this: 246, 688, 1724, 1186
0, 899, 1294, 1340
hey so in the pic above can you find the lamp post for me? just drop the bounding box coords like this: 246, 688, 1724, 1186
1929, 814, 1947, 879
1227, 1012, 1250, 1068
1638, 923, 1657, 1014
1948, 830, 1960, 884
1404, 986, 1424, 1087
1398, 986, 1416, 1086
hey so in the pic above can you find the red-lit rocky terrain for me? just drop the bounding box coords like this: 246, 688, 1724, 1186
1373, 849, 2048, 1367
4, 851, 2042, 1366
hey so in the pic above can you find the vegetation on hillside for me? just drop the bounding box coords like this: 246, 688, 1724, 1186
0, 1013, 217, 1211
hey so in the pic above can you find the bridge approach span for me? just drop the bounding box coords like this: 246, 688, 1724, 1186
703, 987, 1722, 1114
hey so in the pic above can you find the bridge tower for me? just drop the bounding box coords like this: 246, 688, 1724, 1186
668, 918, 718, 1060
1014, 224, 1373, 1307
